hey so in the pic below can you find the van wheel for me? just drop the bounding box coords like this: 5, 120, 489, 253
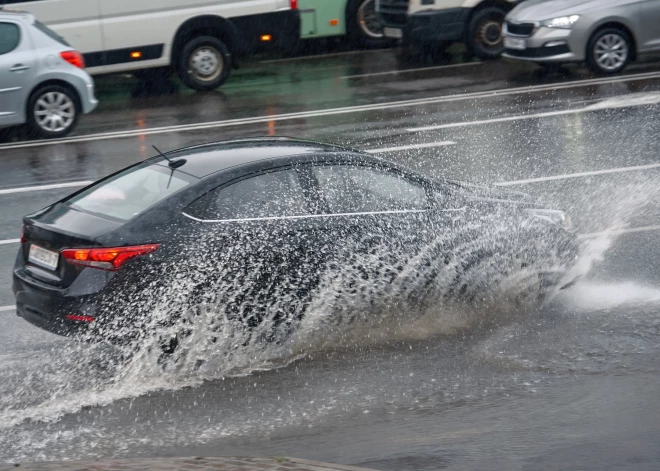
178, 36, 231, 91
26, 84, 80, 139
466, 7, 507, 60
346, 0, 390, 47
587, 28, 631, 74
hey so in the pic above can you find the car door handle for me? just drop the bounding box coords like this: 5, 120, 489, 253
10, 64, 29, 72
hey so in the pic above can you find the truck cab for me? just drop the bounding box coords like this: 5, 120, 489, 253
377, 0, 522, 59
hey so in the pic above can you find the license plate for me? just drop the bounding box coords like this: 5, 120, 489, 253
504, 37, 527, 50
29, 244, 59, 271
383, 27, 403, 39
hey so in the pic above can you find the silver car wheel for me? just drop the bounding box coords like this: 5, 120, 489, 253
357, 0, 384, 39
34, 91, 75, 133
594, 33, 628, 71
189, 46, 223, 82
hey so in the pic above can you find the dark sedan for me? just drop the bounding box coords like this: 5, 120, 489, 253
13, 138, 579, 347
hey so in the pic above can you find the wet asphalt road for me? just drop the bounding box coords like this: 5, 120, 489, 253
1, 50, 660, 470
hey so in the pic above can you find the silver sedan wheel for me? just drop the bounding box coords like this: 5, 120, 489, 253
34, 92, 75, 133
189, 46, 223, 82
357, 0, 384, 39
594, 33, 628, 71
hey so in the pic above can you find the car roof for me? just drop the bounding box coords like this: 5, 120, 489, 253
150, 137, 372, 178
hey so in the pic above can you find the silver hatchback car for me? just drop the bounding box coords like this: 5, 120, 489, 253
503, 0, 660, 74
0, 10, 97, 139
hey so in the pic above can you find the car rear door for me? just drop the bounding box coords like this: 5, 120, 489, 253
0, 20, 38, 127
181, 166, 329, 340
302, 162, 434, 318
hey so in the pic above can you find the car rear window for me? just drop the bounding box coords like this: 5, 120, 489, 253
0, 22, 20, 55
33, 20, 70, 47
66, 165, 192, 222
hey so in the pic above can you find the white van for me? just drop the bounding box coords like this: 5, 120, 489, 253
1, 0, 299, 90
377, 0, 521, 60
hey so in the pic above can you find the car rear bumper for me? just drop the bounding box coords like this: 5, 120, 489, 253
407, 8, 471, 43
13, 268, 97, 336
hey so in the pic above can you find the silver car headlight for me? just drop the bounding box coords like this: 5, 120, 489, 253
528, 209, 573, 231
540, 15, 580, 29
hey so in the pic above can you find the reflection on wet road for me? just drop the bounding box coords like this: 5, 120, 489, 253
1, 49, 660, 470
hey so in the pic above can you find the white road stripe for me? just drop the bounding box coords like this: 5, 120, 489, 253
260, 48, 392, 64
366, 141, 456, 153
578, 225, 660, 240
3, 71, 660, 151
0, 181, 93, 196
408, 91, 660, 131
0, 305, 15, 313
495, 163, 660, 187
0, 239, 19, 245
341, 62, 482, 79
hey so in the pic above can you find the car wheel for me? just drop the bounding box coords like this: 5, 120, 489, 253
466, 7, 507, 60
26, 84, 80, 139
346, 0, 391, 48
177, 35, 231, 91
587, 28, 631, 75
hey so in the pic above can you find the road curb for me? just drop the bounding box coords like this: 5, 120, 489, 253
0, 456, 379, 471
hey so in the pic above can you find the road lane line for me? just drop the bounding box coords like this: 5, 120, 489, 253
0, 239, 19, 245
3, 71, 660, 150
341, 62, 482, 79
260, 48, 392, 63
0, 305, 15, 313
495, 163, 660, 187
578, 225, 660, 239
408, 91, 660, 131
0, 181, 92, 196
366, 141, 456, 153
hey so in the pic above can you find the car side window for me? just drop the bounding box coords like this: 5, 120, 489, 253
312, 166, 428, 214
0, 23, 20, 55
187, 169, 310, 221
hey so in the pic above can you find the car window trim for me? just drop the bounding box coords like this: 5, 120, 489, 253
182, 208, 428, 224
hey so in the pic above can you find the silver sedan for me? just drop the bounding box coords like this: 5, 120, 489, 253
502, 0, 660, 74
0, 10, 97, 139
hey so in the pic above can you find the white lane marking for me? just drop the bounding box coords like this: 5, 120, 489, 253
0, 181, 92, 196
0, 305, 15, 313
578, 225, 660, 240
0, 239, 19, 245
3, 71, 660, 151
340, 62, 482, 79
366, 141, 456, 153
495, 162, 660, 187
407, 91, 660, 132
260, 48, 392, 64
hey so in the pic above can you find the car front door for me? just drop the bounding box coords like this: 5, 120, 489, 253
181, 166, 329, 344
304, 162, 434, 323
0, 20, 38, 127
636, 0, 660, 53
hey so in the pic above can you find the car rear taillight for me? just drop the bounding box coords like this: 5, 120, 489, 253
66, 314, 95, 322
20, 227, 26, 244
60, 50, 85, 69
290, 0, 298, 9
61, 244, 159, 271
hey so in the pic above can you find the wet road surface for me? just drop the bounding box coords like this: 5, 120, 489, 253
1, 50, 660, 470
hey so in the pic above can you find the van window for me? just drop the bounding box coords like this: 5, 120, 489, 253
0, 23, 20, 55
66, 165, 192, 222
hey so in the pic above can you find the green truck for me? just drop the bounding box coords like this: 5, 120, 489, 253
298, 0, 389, 46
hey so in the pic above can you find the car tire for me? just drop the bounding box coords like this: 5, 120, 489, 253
586, 28, 632, 75
346, 0, 391, 48
466, 6, 507, 60
26, 84, 80, 139
177, 35, 232, 91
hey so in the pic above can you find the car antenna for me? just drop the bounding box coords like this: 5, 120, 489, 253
152, 145, 186, 169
